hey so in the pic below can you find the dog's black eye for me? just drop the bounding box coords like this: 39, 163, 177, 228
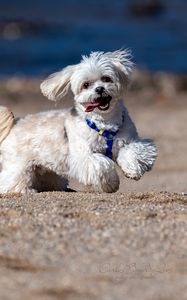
83, 81, 90, 89
101, 76, 112, 83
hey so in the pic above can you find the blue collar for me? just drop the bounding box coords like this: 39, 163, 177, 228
86, 118, 118, 159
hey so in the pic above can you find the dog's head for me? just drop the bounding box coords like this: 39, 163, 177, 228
40, 50, 133, 115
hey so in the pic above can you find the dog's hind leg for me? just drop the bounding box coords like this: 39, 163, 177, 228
0, 159, 36, 193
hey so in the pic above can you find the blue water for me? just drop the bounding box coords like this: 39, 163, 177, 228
0, 0, 187, 76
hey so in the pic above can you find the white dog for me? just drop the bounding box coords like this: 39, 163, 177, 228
0, 50, 157, 193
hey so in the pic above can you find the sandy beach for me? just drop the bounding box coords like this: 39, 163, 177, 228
0, 191, 187, 300
0, 72, 187, 299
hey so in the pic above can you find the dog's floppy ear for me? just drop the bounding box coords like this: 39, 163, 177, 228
109, 49, 134, 84
40, 65, 76, 103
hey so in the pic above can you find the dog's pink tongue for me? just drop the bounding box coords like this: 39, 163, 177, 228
85, 102, 100, 112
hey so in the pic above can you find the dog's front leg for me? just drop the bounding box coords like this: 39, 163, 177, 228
117, 139, 157, 180
68, 150, 119, 193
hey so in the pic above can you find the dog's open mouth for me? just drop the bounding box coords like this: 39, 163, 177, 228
85, 96, 112, 112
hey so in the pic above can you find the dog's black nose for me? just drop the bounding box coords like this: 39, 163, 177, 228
95, 86, 105, 95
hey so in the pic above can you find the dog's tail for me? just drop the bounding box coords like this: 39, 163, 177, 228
0, 106, 15, 144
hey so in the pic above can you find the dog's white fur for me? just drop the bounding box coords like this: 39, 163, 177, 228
0, 50, 157, 193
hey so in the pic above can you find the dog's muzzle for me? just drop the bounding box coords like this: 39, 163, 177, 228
85, 95, 112, 112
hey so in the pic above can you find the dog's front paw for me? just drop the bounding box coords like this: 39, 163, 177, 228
117, 139, 157, 180
123, 169, 142, 181
90, 153, 119, 193
99, 164, 120, 193
70, 153, 119, 192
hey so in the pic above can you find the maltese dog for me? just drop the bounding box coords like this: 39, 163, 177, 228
0, 50, 157, 193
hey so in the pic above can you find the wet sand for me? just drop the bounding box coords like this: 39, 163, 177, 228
0, 73, 187, 299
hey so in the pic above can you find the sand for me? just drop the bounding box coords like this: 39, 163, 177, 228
0, 73, 187, 299
0, 192, 187, 300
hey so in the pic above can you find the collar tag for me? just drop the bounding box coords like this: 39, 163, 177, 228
98, 128, 105, 135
